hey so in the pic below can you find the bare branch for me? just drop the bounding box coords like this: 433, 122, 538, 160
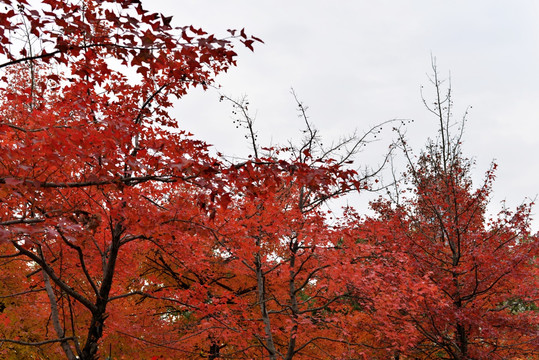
0, 337, 75, 346
0, 287, 45, 298
221, 94, 259, 158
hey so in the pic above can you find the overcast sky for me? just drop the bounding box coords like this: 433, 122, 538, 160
149, 0, 539, 229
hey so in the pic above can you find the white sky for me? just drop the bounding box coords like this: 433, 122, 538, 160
150, 0, 539, 230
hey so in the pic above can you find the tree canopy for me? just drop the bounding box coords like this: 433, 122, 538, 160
0, 1, 537, 359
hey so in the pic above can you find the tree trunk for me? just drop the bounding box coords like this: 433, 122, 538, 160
255, 253, 278, 360
81, 222, 124, 360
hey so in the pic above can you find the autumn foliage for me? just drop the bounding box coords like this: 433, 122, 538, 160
355, 147, 539, 359
0, 1, 538, 359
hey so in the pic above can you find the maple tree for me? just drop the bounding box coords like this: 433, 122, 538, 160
354, 70, 539, 359
135, 96, 395, 359
0, 0, 261, 359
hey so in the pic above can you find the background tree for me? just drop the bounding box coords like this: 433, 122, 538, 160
357, 66, 539, 359
138, 94, 396, 359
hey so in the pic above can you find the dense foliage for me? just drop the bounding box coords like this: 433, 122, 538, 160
0, 1, 537, 359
